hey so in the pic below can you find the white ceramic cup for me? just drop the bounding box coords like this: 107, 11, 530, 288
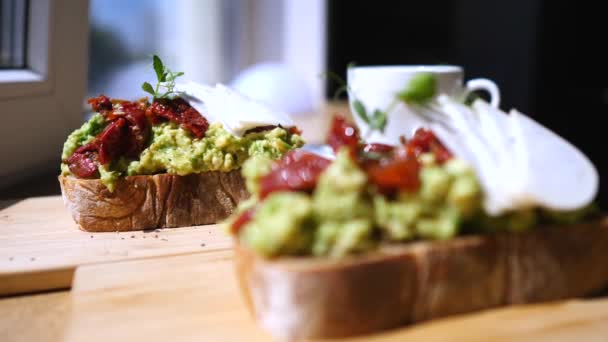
347, 65, 500, 144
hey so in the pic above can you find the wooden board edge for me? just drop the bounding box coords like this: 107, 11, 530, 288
0, 267, 74, 297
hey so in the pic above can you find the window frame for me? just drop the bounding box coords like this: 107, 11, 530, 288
0, 0, 52, 98
0, 0, 89, 189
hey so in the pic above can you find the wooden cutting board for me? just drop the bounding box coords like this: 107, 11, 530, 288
0, 196, 233, 295
66, 249, 608, 341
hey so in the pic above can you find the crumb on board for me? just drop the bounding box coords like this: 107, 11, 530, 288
130, 235, 135, 238
201, 243, 206, 247
30, 257, 36, 261
161, 238, 168, 241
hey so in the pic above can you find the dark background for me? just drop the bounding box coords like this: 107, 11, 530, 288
327, 0, 608, 208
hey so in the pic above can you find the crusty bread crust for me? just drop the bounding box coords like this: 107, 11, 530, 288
59, 171, 248, 232
235, 218, 608, 340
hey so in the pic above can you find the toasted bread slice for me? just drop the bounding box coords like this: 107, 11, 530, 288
59, 171, 248, 232
235, 218, 608, 340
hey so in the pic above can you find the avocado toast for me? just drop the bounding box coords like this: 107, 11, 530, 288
59, 56, 303, 231
226, 110, 605, 339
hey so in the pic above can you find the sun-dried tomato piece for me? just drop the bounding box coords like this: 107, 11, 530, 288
87, 95, 112, 114
67, 143, 99, 178
365, 146, 421, 194
231, 207, 256, 235
97, 118, 127, 165
120, 102, 150, 157
259, 150, 332, 199
327, 115, 360, 153
180, 105, 209, 139
406, 128, 452, 163
146, 98, 209, 139
71, 96, 153, 179
288, 126, 302, 136
433, 147, 452, 164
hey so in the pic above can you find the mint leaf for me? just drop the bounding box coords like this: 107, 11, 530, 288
353, 100, 370, 124
370, 109, 387, 132
143, 55, 185, 99
141, 82, 155, 96
153, 55, 164, 82
165, 71, 184, 82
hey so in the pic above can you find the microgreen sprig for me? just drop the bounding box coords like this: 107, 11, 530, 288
141, 55, 185, 99
321, 65, 390, 134
322, 66, 438, 135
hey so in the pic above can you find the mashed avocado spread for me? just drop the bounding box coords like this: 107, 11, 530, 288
61, 114, 304, 191
229, 149, 596, 259
232, 150, 482, 258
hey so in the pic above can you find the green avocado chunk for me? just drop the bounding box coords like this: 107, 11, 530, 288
240, 192, 314, 257
127, 122, 303, 175
241, 155, 274, 196
312, 149, 372, 221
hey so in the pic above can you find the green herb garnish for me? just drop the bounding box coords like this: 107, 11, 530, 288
397, 72, 436, 105
141, 55, 185, 99
352, 99, 389, 133
321, 67, 389, 133
323, 67, 438, 135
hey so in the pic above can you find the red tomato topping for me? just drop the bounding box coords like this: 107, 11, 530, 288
259, 150, 332, 199
327, 115, 360, 153
249, 117, 452, 198
288, 126, 302, 136
231, 207, 256, 234
365, 145, 421, 194
87, 95, 112, 114
120, 102, 150, 157
97, 118, 127, 165
67, 96, 153, 178
146, 98, 209, 139
361, 129, 452, 193
406, 128, 452, 163
67, 143, 99, 178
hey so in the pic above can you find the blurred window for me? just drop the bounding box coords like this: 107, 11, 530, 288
0, 0, 88, 188
87, 0, 326, 110
0, 0, 27, 69
88, 0, 235, 100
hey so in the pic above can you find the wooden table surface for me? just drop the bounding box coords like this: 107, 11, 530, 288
3, 105, 608, 341
0, 105, 342, 341
4, 283, 608, 341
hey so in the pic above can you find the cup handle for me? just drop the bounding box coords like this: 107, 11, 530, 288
465, 78, 501, 108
